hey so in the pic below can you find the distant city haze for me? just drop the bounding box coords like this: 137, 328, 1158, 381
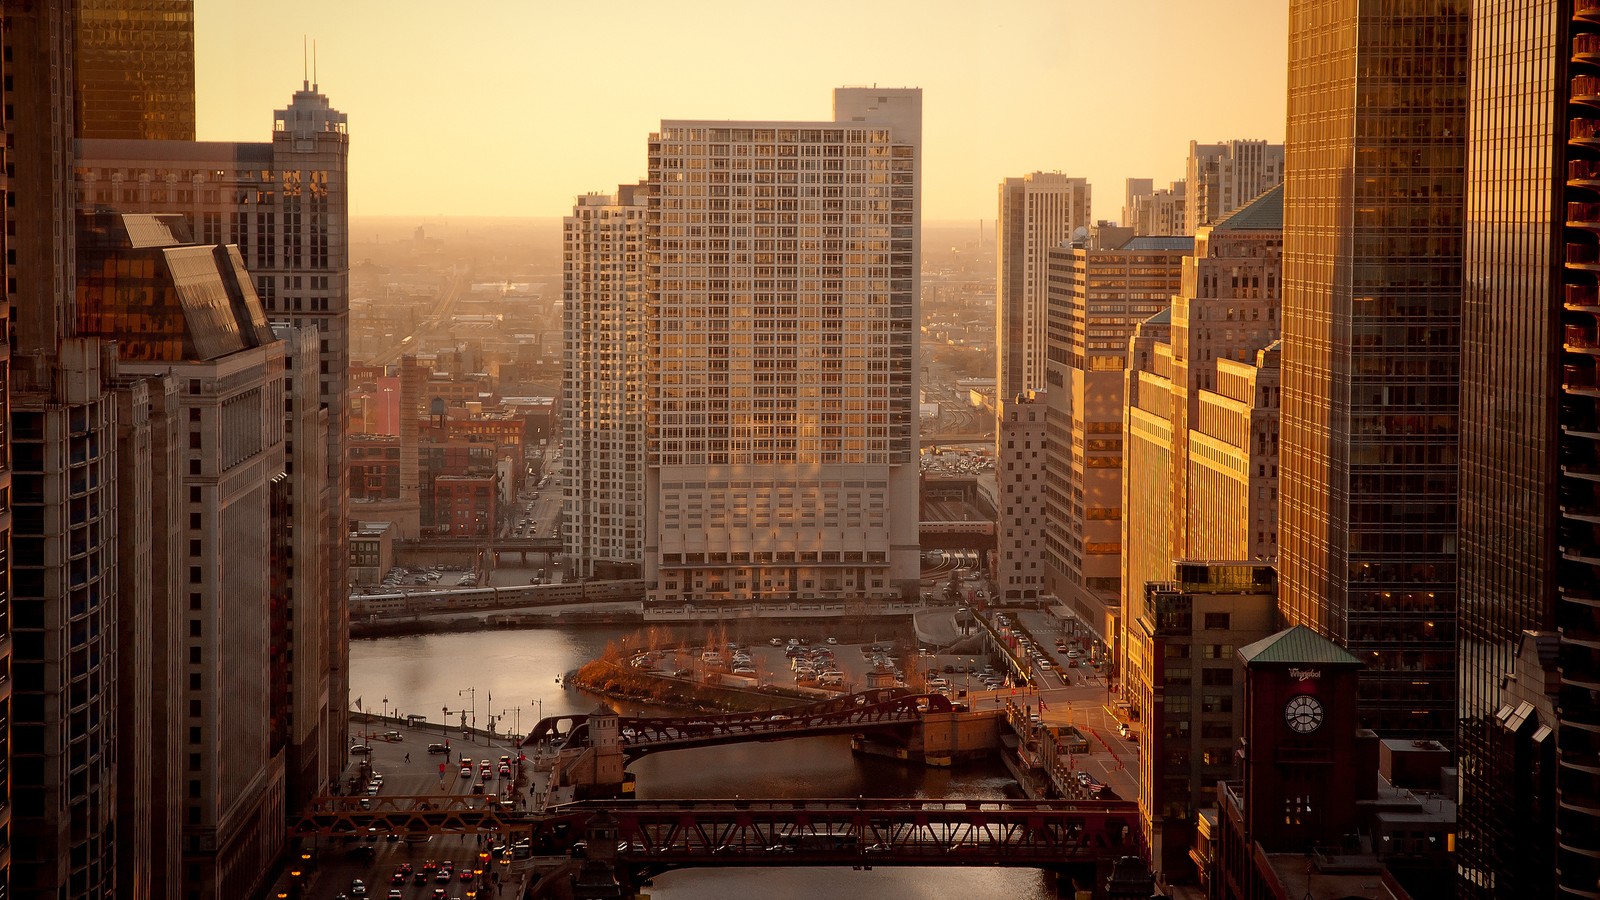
195, 0, 1288, 220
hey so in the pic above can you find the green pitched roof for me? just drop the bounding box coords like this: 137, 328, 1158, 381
1238, 625, 1361, 667
1212, 183, 1284, 232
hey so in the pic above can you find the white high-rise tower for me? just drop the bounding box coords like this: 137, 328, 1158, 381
642, 87, 923, 604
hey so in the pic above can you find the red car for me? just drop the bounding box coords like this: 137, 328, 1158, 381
459, 869, 475, 882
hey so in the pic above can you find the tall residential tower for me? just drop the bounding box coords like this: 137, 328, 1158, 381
1456, 0, 1600, 894
563, 185, 647, 579
644, 88, 922, 605
997, 173, 1092, 401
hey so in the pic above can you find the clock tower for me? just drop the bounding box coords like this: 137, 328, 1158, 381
1237, 625, 1370, 852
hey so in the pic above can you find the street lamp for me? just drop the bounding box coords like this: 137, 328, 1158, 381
499, 707, 521, 744
459, 687, 476, 740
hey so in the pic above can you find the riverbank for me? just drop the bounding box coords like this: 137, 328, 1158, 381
568, 658, 830, 714
350, 610, 920, 641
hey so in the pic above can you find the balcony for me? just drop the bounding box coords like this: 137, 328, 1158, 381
1581, 32, 1600, 64
1579, 0, 1600, 25
1567, 361, 1600, 395
1576, 75, 1600, 107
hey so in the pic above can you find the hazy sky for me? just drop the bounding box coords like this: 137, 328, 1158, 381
196, 1, 1288, 222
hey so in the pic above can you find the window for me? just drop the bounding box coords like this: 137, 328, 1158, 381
1203, 612, 1231, 630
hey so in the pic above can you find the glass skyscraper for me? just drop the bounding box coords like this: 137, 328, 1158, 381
74, 0, 195, 141
1278, 0, 1467, 743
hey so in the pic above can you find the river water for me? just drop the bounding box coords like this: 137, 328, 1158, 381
351, 625, 1070, 899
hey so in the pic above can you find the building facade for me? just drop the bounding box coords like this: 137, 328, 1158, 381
1041, 232, 1189, 645
1119, 187, 1283, 730
1457, 0, 1600, 894
997, 172, 1092, 401
5, 4, 118, 895
73, 0, 195, 141
1128, 562, 1276, 884
1184, 139, 1283, 234
563, 185, 647, 579
1277, 0, 1466, 743
996, 391, 1048, 603
1129, 180, 1187, 237
643, 88, 922, 605
76, 78, 351, 787
76, 212, 290, 900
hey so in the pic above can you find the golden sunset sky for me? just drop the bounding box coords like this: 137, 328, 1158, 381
196, 0, 1289, 221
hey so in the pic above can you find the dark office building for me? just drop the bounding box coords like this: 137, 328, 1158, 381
1277, 0, 1467, 743
73, 0, 195, 141
1457, 0, 1600, 896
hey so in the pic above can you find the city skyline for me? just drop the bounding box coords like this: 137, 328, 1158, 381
192, 0, 1289, 221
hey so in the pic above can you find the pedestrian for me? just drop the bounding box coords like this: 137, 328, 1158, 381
405, 752, 411, 763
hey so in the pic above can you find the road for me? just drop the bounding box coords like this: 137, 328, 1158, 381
287, 720, 530, 900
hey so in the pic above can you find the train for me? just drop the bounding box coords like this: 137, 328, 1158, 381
349, 579, 650, 618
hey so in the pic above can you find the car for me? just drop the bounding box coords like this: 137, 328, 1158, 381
432, 890, 449, 900
500, 755, 512, 764
459, 766, 472, 779
388, 891, 404, 900
460, 869, 476, 882
499, 765, 511, 777
392, 870, 408, 884
428, 743, 448, 754
413, 872, 429, 885
436, 869, 454, 883
349, 880, 369, 897
825, 636, 838, 644
398, 863, 414, 875
1067, 649, 1082, 659
349, 744, 371, 754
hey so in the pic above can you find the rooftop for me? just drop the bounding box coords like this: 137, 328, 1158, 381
1212, 183, 1284, 232
1238, 624, 1362, 667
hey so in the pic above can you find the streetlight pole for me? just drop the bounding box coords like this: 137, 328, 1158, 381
500, 707, 521, 744
459, 687, 476, 742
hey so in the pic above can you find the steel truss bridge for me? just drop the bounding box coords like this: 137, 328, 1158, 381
521, 687, 954, 757
550, 798, 1141, 871
289, 795, 1142, 870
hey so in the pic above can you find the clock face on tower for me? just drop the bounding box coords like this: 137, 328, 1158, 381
1284, 695, 1324, 734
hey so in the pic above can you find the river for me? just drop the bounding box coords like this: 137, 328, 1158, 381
351, 625, 1071, 899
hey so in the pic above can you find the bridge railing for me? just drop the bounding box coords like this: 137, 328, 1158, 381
550, 797, 1143, 866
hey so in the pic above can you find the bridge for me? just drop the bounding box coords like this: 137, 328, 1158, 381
523, 687, 951, 758
399, 534, 563, 554
290, 795, 1143, 887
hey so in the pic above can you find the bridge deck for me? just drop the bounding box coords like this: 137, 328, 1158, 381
524, 687, 952, 757
291, 795, 1142, 868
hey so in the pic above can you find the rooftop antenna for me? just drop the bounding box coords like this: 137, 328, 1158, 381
313, 39, 318, 91
302, 35, 308, 90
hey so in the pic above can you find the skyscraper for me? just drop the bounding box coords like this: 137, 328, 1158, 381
563, 185, 647, 580
1119, 187, 1285, 706
77, 79, 351, 797
4, 3, 123, 895
643, 88, 922, 605
76, 212, 290, 899
73, 0, 195, 140
1041, 229, 1189, 648
1457, 0, 1600, 895
1184, 140, 1283, 235
997, 173, 1092, 401
1278, 0, 1466, 742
